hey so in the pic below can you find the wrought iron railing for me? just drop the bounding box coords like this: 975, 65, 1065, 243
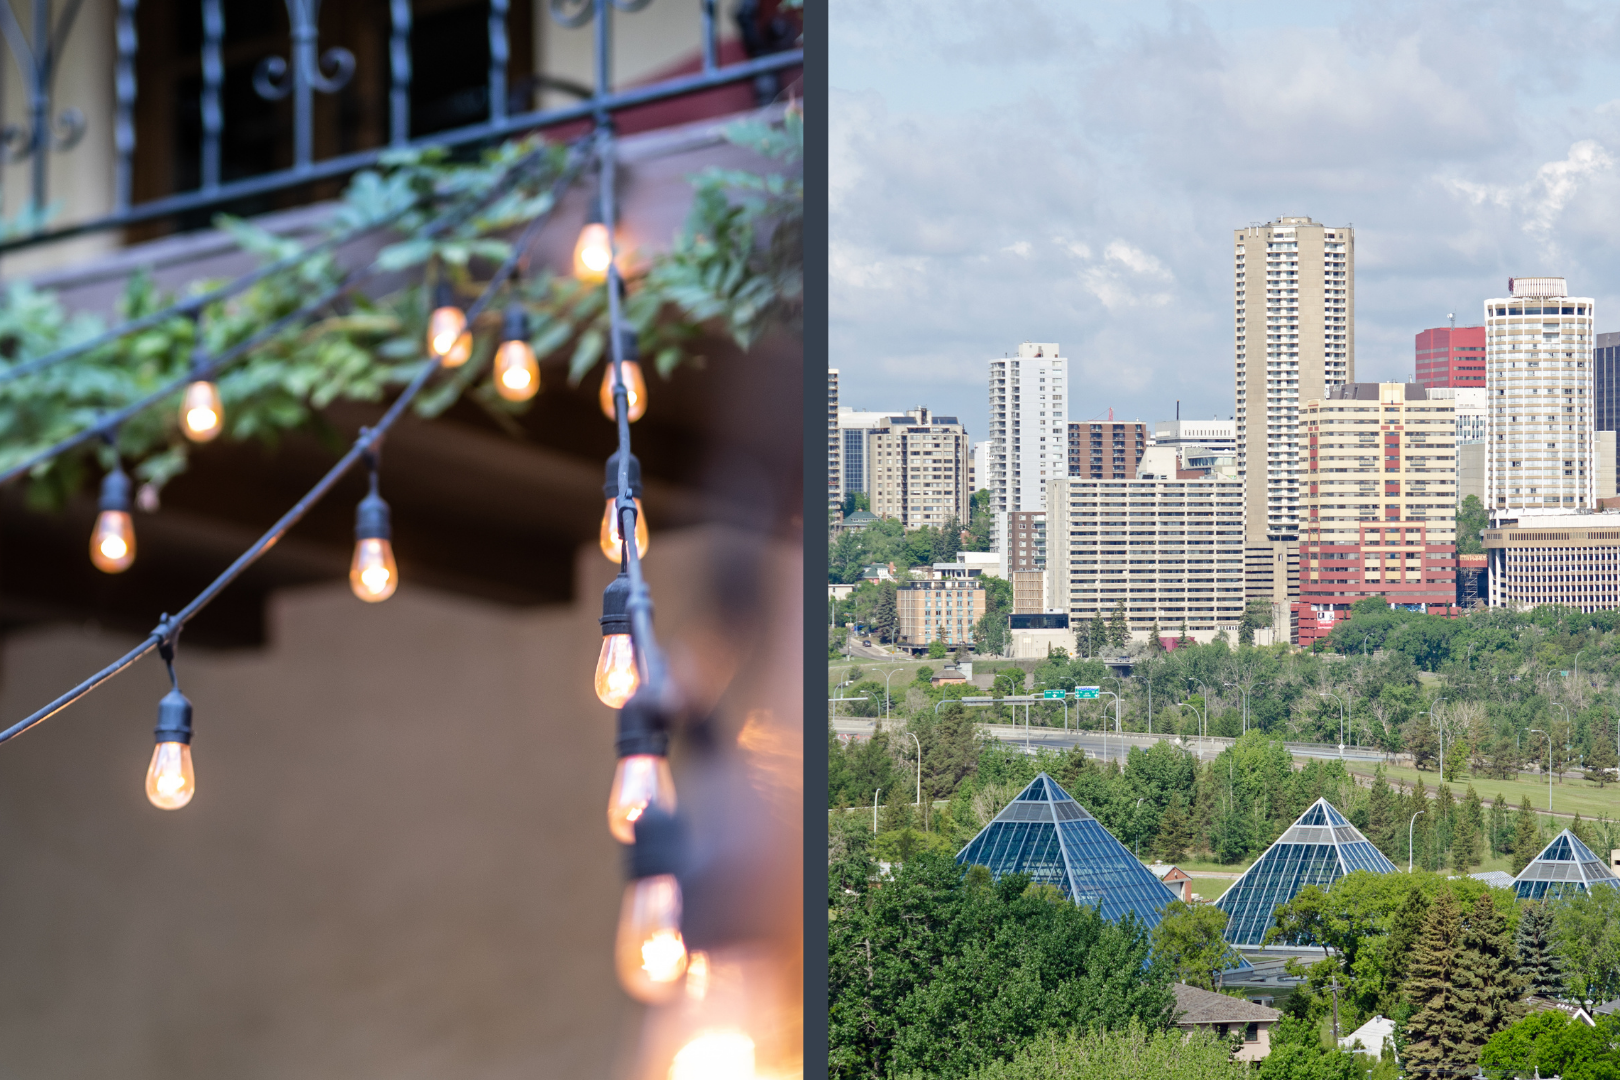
0, 0, 801, 254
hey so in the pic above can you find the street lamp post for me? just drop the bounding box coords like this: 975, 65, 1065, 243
1529, 728, 1552, 811
1099, 691, 1122, 765
1551, 701, 1570, 787
874, 788, 882, 834
1320, 691, 1345, 755
905, 731, 921, 807
1428, 697, 1446, 780
1409, 810, 1424, 872
1225, 681, 1249, 735
884, 666, 906, 721
1179, 700, 1207, 755
1135, 796, 1146, 858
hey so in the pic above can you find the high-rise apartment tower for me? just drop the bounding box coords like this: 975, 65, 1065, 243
827, 369, 840, 509
1484, 278, 1595, 516
989, 343, 1069, 552
1234, 217, 1354, 543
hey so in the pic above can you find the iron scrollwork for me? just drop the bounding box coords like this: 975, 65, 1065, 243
253, 0, 355, 170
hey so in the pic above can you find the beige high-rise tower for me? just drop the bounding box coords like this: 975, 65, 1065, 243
1234, 217, 1354, 620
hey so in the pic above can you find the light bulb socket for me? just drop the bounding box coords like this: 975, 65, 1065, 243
616, 327, 639, 364
355, 489, 391, 541
99, 466, 132, 512
615, 689, 669, 760
501, 302, 527, 345
154, 687, 193, 745
600, 570, 632, 636
602, 450, 643, 500
626, 805, 683, 880
433, 280, 456, 311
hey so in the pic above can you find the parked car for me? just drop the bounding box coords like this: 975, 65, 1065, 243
861, 639, 872, 647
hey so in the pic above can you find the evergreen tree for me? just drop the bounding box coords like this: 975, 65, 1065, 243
1452, 786, 1485, 872
1089, 611, 1107, 657
1176, 619, 1193, 648
1515, 900, 1565, 1000
1367, 767, 1398, 861
1512, 797, 1541, 876
873, 581, 899, 643
1387, 885, 1431, 993
1156, 794, 1193, 863
1107, 600, 1129, 651
1405, 890, 1469, 1077
1587, 717, 1618, 787
1489, 794, 1507, 858
1453, 892, 1527, 1060
1147, 618, 1165, 655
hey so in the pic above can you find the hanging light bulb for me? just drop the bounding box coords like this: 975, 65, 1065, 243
146, 685, 195, 810
599, 328, 648, 422
616, 807, 687, 1002
669, 1030, 757, 1080
608, 690, 676, 844
350, 463, 398, 602
426, 281, 472, 367
493, 302, 539, 401
596, 570, 641, 708
180, 341, 223, 442
90, 463, 136, 573
574, 199, 615, 282
600, 449, 650, 562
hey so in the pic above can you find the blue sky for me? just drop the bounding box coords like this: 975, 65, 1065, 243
831, 0, 1620, 443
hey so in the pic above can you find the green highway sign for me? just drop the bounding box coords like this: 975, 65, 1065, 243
1043, 690, 1066, 699
1075, 686, 1100, 699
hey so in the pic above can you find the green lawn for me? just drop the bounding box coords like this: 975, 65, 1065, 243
1346, 759, 1620, 821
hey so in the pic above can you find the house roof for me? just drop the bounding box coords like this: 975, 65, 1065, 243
1339, 1015, 1397, 1055
1469, 870, 1517, 890
1172, 983, 1281, 1025
1146, 863, 1191, 882
1525, 995, 1595, 1026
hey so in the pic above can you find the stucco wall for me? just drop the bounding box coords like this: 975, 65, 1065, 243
0, 523, 799, 1080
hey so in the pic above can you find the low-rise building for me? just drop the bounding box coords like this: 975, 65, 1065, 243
896, 579, 986, 653
1008, 612, 1070, 658
1296, 382, 1460, 648
1171, 983, 1281, 1063
1011, 570, 1046, 614
1484, 514, 1620, 611
1146, 863, 1193, 903
1045, 477, 1246, 643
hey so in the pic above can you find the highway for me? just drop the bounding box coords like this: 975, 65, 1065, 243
828, 716, 1389, 765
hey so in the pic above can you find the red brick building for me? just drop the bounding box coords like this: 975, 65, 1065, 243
1068, 421, 1147, 478
1414, 325, 1486, 389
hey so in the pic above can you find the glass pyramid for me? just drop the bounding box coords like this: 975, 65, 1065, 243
954, 773, 1181, 928
1513, 829, 1620, 901
1215, 797, 1399, 946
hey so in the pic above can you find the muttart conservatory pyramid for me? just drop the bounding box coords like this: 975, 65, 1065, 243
1513, 829, 1620, 901
1216, 798, 1399, 946
955, 773, 1180, 928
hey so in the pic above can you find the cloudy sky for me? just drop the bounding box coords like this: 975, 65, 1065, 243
830, 0, 1620, 443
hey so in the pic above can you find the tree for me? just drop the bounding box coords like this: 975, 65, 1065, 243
841, 491, 870, 516
1516, 900, 1565, 999
1552, 879, 1620, 1005
1511, 798, 1541, 876
1404, 889, 1469, 1075
1456, 495, 1488, 555
872, 581, 899, 643
1587, 716, 1618, 787
1481, 1011, 1620, 1080
1452, 892, 1526, 1058
1155, 794, 1192, 863
1237, 598, 1272, 647
1107, 600, 1130, 652
974, 611, 1009, 658
1451, 786, 1484, 872
959, 1022, 1251, 1080
1150, 901, 1241, 991
1147, 618, 1165, 655
928, 637, 947, 659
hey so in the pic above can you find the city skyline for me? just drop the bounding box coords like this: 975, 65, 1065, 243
831, 1, 1620, 446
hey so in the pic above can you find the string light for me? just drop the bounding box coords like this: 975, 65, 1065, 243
574, 199, 614, 282
493, 301, 539, 401
599, 327, 647, 422
669, 1031, 757, 1080
596, 569, 641, 707
426, 281, 472, 367
615, 806, 687, 1002
90, 461, 136, 573
600, 449, 650, 562
180, 338, 223, 442
607, 690, 675, 844
146, 632, 196, 810
349, 448, 397, 602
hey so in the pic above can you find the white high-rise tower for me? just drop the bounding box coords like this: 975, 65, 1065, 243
1484, 278, 1596, 516
988, 343, 1068, 553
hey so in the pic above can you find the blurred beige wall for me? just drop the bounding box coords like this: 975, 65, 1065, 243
0, 522, 799, 1080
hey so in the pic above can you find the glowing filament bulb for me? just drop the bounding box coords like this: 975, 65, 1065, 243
616, 873, 687, 1001
669, 1030, 757, 1080
350, 537, 398, 602
145, 741, 195, 810
600, 498, 650, 561
607, 753, 675, 844
181, 380, 223, 442
596, 633, 640, 708
574, 221, 613, 281
599, 360, 648, 422
90, 510, 136, 573
427, 306, 472, 367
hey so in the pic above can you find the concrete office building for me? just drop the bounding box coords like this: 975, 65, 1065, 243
1045, 476, 1247, 642
1296, 382, 1459, 648
1485, 516, 1620, 612
989, 343, 1069, 552
1425, 386, 1487, 444
834, 406, 897, 508
971, 440, 990, 495
1234, 218, 1355, 620
828, 369, 840, 509
861, 408, 971, 528
1415, 324, 1486, 389
1596, 332, 1620, 497
1068, 421, 1147, 479
1152, 418, 1237, 455
1484, 278, 1596, 516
